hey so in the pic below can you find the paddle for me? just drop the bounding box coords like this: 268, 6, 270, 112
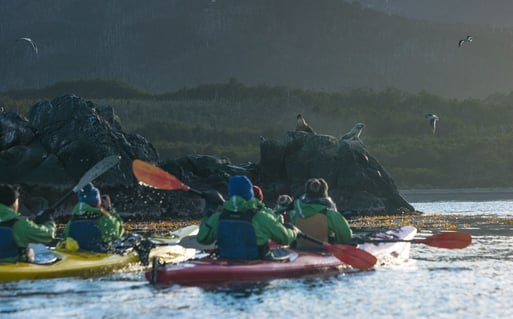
131, 159, 376, 268
131, 160, 376, 267
297, 231, 377, 270
48, 155, 121, 211
131, 160, 218, 261
360, 231, 472, 249
148, 234, 217, 251
132, 159, 203, 195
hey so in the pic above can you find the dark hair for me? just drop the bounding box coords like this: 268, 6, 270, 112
0, 184, 20, 206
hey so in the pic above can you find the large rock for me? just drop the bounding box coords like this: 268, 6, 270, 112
0, 95, 159, 215
0, 95, 414, 218
258, 131, 415, 216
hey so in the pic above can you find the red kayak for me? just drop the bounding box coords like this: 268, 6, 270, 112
145, 226, 418, 287
146, 250, 353, 286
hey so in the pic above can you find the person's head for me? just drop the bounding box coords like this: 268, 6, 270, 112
304, 178, 329, 199
253, 185, 264, 202
78, 183, 101, 207
101, 194, 112, 211
0, 184, 20, 211
228, 175, 254, 200
277, 194, 293, 207
203, 190, 225, 206
275, 194, 294, 213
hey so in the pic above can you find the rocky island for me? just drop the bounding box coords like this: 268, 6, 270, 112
0, 95, 414, 220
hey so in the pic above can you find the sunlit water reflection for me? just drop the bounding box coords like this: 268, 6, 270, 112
1, 200, 512, 319
414, 200, 513, 215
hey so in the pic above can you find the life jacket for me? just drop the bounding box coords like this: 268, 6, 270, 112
217, 208, 259, 259
294, 208, 330, 250
0, 218, 21, 259
68, 219, 105, 252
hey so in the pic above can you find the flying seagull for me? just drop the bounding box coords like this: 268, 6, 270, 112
424, 113, 439, 134
458, 35, 472, 47
295, 114, 315, 133
18, 37, 38, 54
341, 122, 365, 140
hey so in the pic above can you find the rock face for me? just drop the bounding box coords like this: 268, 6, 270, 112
0, 95, 159, 215
0, 94, 414, 218
258, 132, 415, 216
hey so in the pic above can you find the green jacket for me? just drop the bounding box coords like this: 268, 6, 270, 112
63, 203, 124, 243
289, 199, 353, 244
197, 196, 297, 247
0, 204, 56, 263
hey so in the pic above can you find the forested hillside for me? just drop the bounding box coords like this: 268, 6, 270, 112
2, 0, 513, 98
3, 79, 513, 189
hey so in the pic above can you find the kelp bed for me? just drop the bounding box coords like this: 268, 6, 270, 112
125, 214, 513, 235
350, 213, 513, 236
79, 213, 513, 238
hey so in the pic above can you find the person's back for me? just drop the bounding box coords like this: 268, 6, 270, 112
0, 184, 56, 263
197, 175, 297, 259
62, 183, 124, 252
289, 178, 352, 250
217, 195, 260, 259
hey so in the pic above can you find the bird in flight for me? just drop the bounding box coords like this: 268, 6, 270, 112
18, 37, 38, 54
341, 123, 365, 141
458, 35, 472, 47
424, 113, 439, 134
295, 114, 315, 133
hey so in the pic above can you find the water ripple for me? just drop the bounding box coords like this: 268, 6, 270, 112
1, 201, 512, 318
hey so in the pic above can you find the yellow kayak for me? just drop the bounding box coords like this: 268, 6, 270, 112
0, 225, 199, 282
0, 250, 140, 281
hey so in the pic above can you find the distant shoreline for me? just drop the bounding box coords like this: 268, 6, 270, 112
399, 188, 513, 202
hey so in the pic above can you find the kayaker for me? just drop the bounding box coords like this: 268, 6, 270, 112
274, 194, 294, 223
0, 184, 56, 263
253, 185, 264, 202
288, 178, 353, 249
61, 183, 124, 252
201, 189, 226, 216
197, 175, 298, 260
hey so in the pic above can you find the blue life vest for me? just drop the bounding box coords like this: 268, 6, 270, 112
68, 219, 105, 252
0, 219, 21, 259
217, 209, 259, 259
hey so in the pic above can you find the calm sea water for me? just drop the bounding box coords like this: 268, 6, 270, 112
1, 200, 512, 319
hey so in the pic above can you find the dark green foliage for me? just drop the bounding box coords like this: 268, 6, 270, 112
3, 79, 513, 189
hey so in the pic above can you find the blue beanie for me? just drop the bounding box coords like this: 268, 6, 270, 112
78, 183, 101, 207
228, 175, 254, 200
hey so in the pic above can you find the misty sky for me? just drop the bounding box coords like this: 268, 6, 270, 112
347, 0, 513, 27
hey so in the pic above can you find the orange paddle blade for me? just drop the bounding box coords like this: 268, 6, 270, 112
416, 232, 472, 249
323, 242, 377, 270
132, 159, 191, 191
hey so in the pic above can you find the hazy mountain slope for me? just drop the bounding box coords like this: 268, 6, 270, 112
1, 0, 513, 98
346, 0, 513, 27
